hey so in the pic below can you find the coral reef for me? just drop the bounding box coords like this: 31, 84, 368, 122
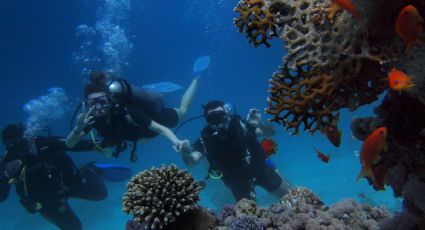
267, 62, 386, 134
235, 0, 425, 225
230, 216, 264, 230
122, 164, 202, 230
125, 207, 217, 230
215, 187, 390, 229
351, 90, 425, 224
234, 0, 278, 47
234, 0, 423, 134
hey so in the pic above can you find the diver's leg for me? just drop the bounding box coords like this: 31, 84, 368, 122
270, 177, 291, 198
224, 180, 254, 201
177, 77, 199, 120
40, 202, 82, 230
67, 164, 108, 201
256, 167, 291, 199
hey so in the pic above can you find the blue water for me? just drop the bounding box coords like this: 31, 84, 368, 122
0, 1, 401, 229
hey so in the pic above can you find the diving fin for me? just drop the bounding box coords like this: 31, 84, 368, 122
192, 55, 210, 76
94, 163, 132, 182
142, 82, 183, 93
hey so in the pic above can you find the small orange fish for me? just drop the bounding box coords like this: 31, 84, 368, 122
321, 123, 342, 147
388, 68, 415, 93
261, 138, 278, 157
331, 0, 362, 21
357, 127, 388, 183
314, 148, 330, 163
396, 5, 424, 54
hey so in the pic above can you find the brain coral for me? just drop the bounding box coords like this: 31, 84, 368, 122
122, 164, 202, 230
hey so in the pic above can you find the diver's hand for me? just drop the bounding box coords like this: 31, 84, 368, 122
75, 105, 96, 133
173, 140, 191, 153
5, 160, 23, 179
247, 108, 262, 127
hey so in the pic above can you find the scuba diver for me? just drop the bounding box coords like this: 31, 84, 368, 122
65, 71, 199, 162
0, 123, 131, 230
180, 101, 292, 201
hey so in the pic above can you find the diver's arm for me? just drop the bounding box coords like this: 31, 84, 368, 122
181, 139, 204, 167
148, 120, 181, 147
0, 160, 11, 202
65, 128, 88, 148
255, 124, 276, 137
246, 108, 276, 137
66, 109, 95, 148
182, 151, 204, 167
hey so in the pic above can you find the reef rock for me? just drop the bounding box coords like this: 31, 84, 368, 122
216, 187, 390, 229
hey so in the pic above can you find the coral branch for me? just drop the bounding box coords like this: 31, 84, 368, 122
234, 0, 278, 47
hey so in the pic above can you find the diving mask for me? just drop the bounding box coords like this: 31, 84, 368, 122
87, 95, 110, 117
205, 110, 228, 126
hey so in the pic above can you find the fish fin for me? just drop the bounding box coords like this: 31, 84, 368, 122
405, 40, 423, 54
356, 167, 375, 182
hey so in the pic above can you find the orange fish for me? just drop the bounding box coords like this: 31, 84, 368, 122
331, 0, 362, 21
388, 68, 415, 93
321, 123, 342, 147
261, 138, 278, 157
314, 148, 331, 163
357, 127, 388, 183
396, 5, 424, 54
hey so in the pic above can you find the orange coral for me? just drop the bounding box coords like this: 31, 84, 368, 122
266, 59, 387, 134
234, 0, 277, 47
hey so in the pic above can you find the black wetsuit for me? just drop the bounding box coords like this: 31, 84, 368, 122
92, 100, 179, 157
0, 136, 107, 230
192, 115, 283, 201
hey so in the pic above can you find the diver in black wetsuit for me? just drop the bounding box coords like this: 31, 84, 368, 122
66, 72, 197, 161
0, 123, 109, 230
181, 101, 292, 201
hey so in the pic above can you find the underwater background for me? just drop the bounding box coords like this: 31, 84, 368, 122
0, 0, 401, 229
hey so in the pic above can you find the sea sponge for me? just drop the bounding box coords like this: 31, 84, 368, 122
122, 164, 202, 230
234, 0, 278, 47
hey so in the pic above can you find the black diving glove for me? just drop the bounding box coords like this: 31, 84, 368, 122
20, 197, 42, 214
5, 160, 23, 180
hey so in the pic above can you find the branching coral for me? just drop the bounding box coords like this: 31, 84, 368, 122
266, 60, 387, 134
234, 0, 396, 134
122, 164, 201, 230
234, 0, 278, 47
